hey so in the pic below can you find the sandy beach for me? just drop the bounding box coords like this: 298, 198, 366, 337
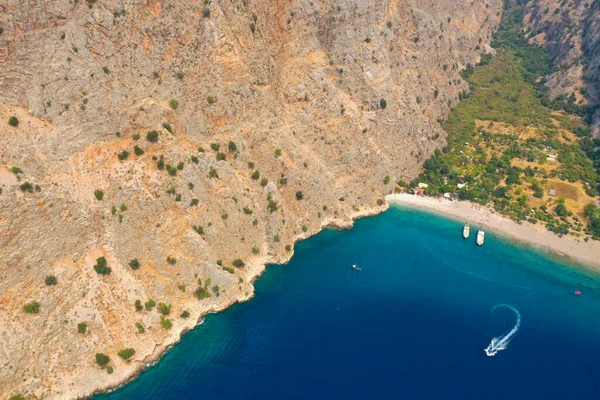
386, 193, 600, 270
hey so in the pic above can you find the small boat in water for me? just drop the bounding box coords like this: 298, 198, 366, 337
463, 223, 470, 239
575, 290, 582, 295
352, 264, 361, 271
476, 229, 485, 246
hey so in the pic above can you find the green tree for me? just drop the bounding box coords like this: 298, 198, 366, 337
160, 316, 172, 329
94, 189, 104, 200
157, 302, 171, 315
8, 116, 19, 127
129, 259, 140, 270
233, 258, 245, 268
45, 275, 58, 286
23, 301, 40, 314
77, 322, 87, 334
144, 299, 156, 311
118, 348, 135, 360
555, 203, 568, 217
95, 353, 110, 368
93, 257, 111, 275
135, 322, 145, 333
146, 130, 159, 143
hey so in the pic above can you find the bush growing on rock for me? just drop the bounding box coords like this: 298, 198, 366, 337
45, 275, 57, 286
157, 302, 171, 315
180, 311, 190, 319
20, 182, 33, 192
195, 286, 211, 299
8, 116, 19, 127
134, 145, 144, 156
144, 299, 156, 311
129, 259, 140, 270
77, 322, 87, 334
233, 258, 245, 268
228, 141, 237, 152
93, 257, 111, 275
118, 348, 135, 360
160, 316, 172, 329
134, 300, 143, 311
135, 322, 145, 333
146, 130, 159, 143
23, 301, 40, 314
94, 190, 104, 200
169, 99, 179, 109
295, 191, 304, 200
95, 353, 110, 368
380, 99, 387, 109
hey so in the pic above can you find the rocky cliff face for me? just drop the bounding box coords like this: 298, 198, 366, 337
0, 0, 501, 397
523, 0, 600, 134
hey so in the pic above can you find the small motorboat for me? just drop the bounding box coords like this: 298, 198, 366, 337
476, 229, 485, 246
463, 223, 470, 239
574, 290, 582, 295
352, 264, 361, 271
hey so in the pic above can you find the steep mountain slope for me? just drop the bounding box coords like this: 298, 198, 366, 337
523, 0, 600, 134
0, 0, 501, 397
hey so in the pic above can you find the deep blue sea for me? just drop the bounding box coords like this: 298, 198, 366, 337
100, 205, 600, 400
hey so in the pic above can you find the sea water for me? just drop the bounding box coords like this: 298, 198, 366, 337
99, 205, 600, 399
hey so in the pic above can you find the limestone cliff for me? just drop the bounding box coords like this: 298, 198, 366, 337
523, 0, 600, 134
0, 0, 501, 398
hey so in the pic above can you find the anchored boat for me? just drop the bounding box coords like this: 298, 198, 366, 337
352, 264, 361, 271
463, 223, 470, 239
476, 229, 485, 246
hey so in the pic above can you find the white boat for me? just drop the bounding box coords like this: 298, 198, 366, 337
352, 264, 361, 271
463, 223, 470, 239
476, 229, 485, 246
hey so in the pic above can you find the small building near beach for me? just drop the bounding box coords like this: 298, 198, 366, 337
548, 189, 556, 196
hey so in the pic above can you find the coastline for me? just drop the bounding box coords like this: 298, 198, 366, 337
89, 202, 389, 399
386, 193, 600, 270
91, 194, 600, 398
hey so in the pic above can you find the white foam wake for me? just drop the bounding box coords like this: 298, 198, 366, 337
484, 304, 521, 357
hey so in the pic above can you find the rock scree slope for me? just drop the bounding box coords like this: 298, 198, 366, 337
523, 0, 600, 135
0, 0, 501, 398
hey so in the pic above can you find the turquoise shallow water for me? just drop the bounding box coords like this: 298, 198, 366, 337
100, 205, 600, 399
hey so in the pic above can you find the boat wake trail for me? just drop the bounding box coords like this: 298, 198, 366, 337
484, 304, 521, 357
